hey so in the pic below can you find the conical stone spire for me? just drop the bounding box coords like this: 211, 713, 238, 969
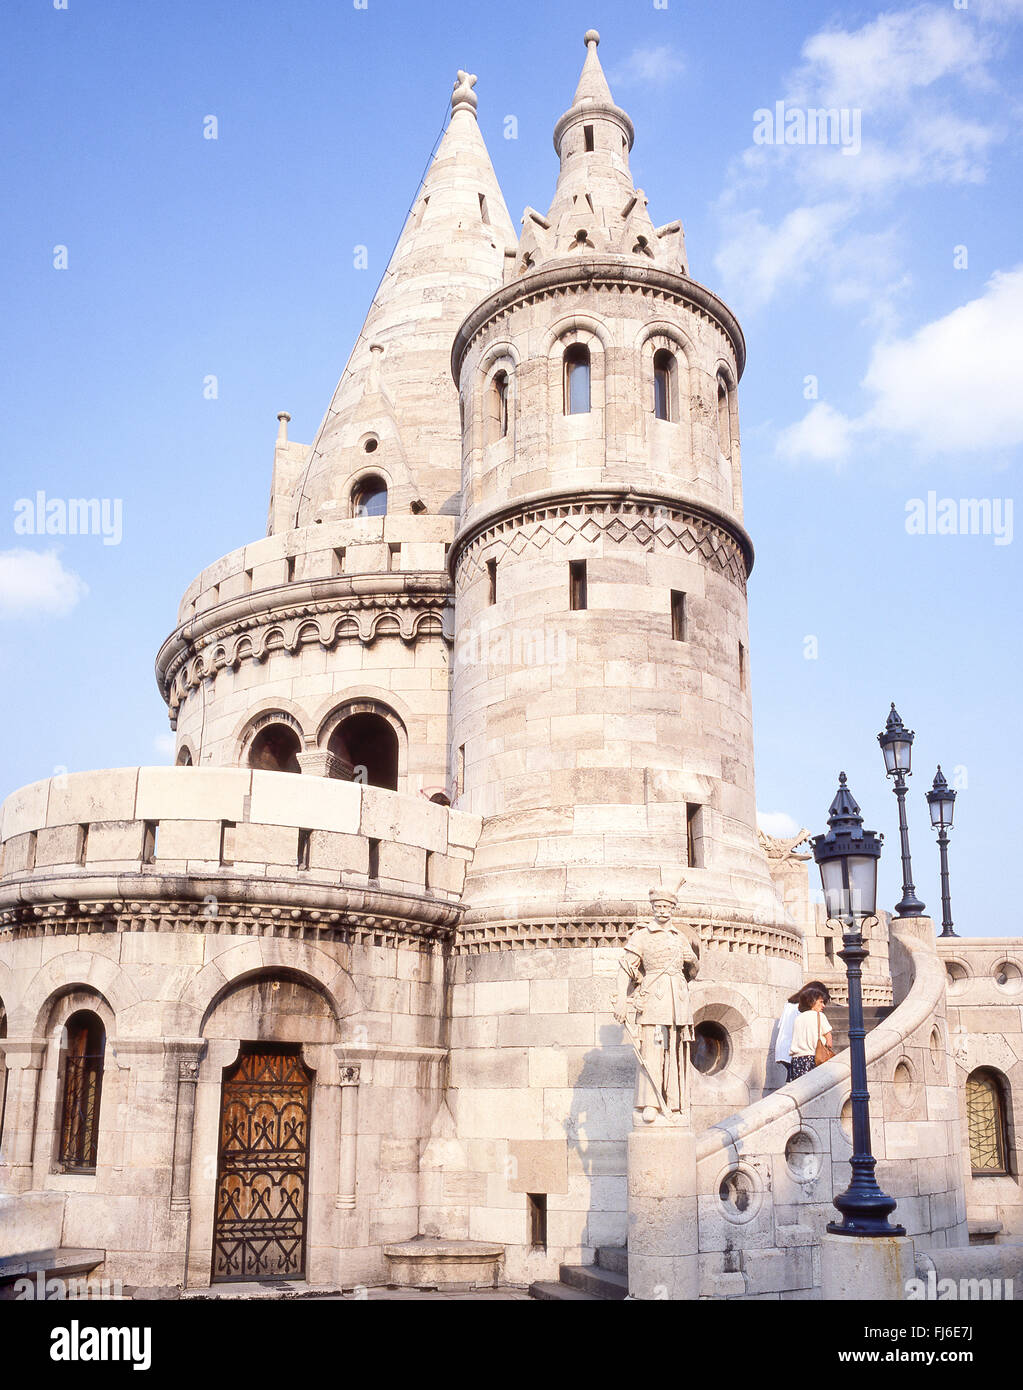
516, 30, 687, 275
292, 72, 515, 527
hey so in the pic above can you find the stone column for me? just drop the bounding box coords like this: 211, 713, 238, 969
296, 751, 348, 779
336, 1062, 361, 1210
821, 1232, 916, 1300
627, 1126, 699, 1300
0, 1039, 47, 1192
168, 1041, 205, 1212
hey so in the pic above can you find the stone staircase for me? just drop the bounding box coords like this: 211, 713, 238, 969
529, 1246, 628, 1301
825, 1004, 894, 1054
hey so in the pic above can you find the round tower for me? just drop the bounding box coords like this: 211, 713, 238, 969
449, 32, 781, 941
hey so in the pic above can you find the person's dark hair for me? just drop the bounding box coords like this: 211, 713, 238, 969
788, 980, 832, 1006
798, 985, 826, 1012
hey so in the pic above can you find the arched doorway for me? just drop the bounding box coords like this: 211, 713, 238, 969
328, 712, 399, 790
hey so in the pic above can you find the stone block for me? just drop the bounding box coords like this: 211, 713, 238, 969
153, 820, 223, 862
135, 767, 249, 822
821, 1232, 915, 1300
506, 1140, 569, 1194
248, 770, 361, 834
33, 823, 83, 867
377, 840, 426, 884
85, 820, 146, 862
742, 1246, 815, 1296
0, 778, 50, 840
47, 769, 140, 826
308, 830, 368, 874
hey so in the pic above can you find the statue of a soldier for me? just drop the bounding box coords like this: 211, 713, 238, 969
614, 887, 700, 1124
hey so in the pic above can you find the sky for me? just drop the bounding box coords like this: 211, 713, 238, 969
0, 0, 1020, 934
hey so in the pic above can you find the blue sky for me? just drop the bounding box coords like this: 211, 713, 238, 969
0, 0, 1020, 932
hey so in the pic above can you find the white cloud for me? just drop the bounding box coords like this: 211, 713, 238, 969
862, 266, 1023, 451
610, 45, 686, 87
714, 203, 850, 309
792, 6, 993, 110
0, 549, 88, 619
153, 734, 176, 759
776, 266, 1023, 461
758, 811, 804, 838
776, 402, 857, 464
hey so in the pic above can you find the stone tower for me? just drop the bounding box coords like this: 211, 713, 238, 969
450, 33, 780, 936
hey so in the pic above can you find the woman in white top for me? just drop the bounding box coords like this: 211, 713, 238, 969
775, 981, 831, 1083
788, 985, 833, 1081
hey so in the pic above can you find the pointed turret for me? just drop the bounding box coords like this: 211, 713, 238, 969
516, 31, 687, 275
291, 71, 515, 528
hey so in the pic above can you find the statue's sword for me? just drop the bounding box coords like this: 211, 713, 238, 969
619, 1011, 670, 1119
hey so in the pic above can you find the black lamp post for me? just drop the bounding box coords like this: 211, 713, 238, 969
812, 773, 905, 1237
926, 766, 958, 938
877, 703, 926, 917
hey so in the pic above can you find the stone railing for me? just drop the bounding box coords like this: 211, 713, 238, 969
173, 515, 456, 626
0, 768, 480, 945
693, 920, 967, 1298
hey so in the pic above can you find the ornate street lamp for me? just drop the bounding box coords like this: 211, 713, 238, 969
812, 773, 905, 1237
877, 703, 926, 917
926, 766, 958, 939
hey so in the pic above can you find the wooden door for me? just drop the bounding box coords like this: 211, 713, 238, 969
211, 1047, 313, 1282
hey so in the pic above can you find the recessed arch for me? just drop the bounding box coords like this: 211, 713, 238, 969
966, 1067, 1013, 1176
350, 473, 388, 518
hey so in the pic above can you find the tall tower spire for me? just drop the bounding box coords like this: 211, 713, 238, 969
516, 30, 686, 274
292, 71, 515, 527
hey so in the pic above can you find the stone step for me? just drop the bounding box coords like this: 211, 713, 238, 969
596, 1246, 628, 1276
558, 1262, 629, 1300
826, 1005, 894, 1053
528, 1280, 603, 1301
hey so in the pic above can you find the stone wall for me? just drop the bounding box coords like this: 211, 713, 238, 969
0, 768, 479, 1290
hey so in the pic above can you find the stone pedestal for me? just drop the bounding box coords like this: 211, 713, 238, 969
821, 1232, 916, 1301
627, 1126, 699, 1300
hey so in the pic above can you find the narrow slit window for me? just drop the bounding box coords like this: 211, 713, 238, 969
457, 744, 465, 797
479, 192, 490, 224
367, 838, 380, 881
487, 558, 497, 605
686, 804, 704, 869
583, 124, 594, 152
739, 641, 747, 692
220, 821, 235, 867
77, 824, 89, 867
334, 547, 346, 575
717, 376, 731, 454
297, 828, 312, 871
569, 559, 587, 611
285, 556, 296, 583
142, 821, 158, 864
564, 343, 591, 415
653, 348, 675, 421
671, 590, 687, 642
388, 542, 402, 572
527, 1193, 548, 1250
488, 370, 510, 443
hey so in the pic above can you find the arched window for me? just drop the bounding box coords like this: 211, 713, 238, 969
654, 349, 677, 422
329, 713, 399, 790
564, 344, 591, 415
175, 746, 193, 767
487, 370, 510, 443
967, 1068, 1011, 1175
351, 475, 388, 518
717, 374, 731, 455
248, 723, 302, 774
58, 1011, 105, 1172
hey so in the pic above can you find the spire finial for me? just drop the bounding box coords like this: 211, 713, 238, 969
276, 411, 290, 444
584, 28, 600, 47
452, 69, 478, 118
